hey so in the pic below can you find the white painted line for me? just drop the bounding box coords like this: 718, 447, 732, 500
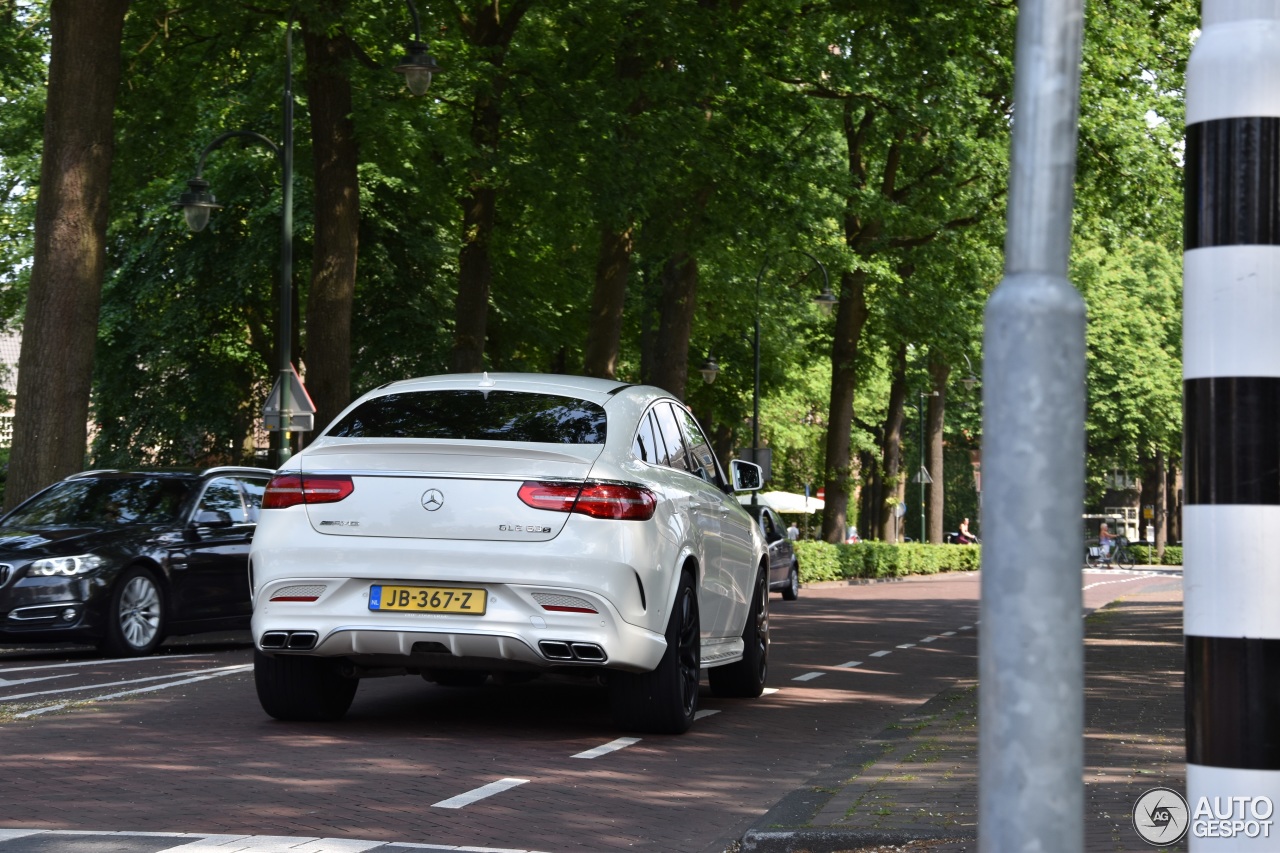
792, 672, 825, 682
694, 709, 720, 720
13, 666, 252, 718
762, 687, 781, 695
571, 737, 640, 759
0, 674, 72, 688
940, 631, 956, 637
0, 654, 208, 676
2, 663, 250, 703
157, 835, 382, 852
896, 644, 916, 649
432, 778, 529, 809
837, 660, 863, 668
0, 831, 553, 853
869, 650, 891, 658
959, 626, 973, 631
919, 636, 938, 643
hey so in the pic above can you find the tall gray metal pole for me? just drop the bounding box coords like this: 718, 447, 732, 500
978, 0, 1086, 849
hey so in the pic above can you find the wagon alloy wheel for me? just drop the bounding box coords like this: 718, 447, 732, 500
782, 561, 800, 601
709, 566, 769, 698
101, 568, 166, 657
608, 571, 700, 734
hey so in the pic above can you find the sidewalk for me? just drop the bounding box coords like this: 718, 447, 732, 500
741, 585, 1186, 853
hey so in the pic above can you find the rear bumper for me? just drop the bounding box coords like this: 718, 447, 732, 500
252, 576, 668, 673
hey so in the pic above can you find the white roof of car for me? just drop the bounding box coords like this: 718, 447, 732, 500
370, 372, 659, 406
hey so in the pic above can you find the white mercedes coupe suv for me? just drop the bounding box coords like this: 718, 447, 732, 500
249, 373, 769, 733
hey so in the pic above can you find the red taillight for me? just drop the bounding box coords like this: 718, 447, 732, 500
518, 481, 657, 521
517, 482, 582, 512
261, 474, 355, 509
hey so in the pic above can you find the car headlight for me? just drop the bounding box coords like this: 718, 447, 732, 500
28, 555, 106, 577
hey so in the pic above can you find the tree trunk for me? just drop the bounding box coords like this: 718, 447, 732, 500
582, 224, 634, 379
450, 1, 531, 373
878, 345, 908, 542
650, 252, 699, 397
6, 0, 129, 511
821, 268, 870, 542
926, 357, 949, 543
302, 12, 359, 431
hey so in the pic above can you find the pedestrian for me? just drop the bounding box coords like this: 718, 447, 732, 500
846, 524, 859, 544
787, 520, 800, 541
957, 517, 975, 544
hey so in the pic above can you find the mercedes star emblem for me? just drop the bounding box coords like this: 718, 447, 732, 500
421, 489, 445, 512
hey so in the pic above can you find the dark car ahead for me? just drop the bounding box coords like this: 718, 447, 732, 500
0, 466, 273, 656
742, 502, 800, 601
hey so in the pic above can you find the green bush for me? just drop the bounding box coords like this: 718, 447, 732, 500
1129, 544, 1182, 566
793, 540, 981, 583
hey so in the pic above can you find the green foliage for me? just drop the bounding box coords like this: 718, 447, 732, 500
795, 540, 981, 582
1129, 544, 1183, 566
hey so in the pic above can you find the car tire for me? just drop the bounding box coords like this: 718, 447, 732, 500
781, 561, 800, 601
608, 570, 699, 734
100, 566, 166, 657
254, 650, 358, 722
425, 669, 490, 687
709, 565, 769, 698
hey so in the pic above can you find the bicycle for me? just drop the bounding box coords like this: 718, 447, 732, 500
1086, 535, 1134, 570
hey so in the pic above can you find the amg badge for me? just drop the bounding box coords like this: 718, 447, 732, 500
499, 524, 552, 533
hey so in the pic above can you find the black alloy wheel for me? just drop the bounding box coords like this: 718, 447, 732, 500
254, 650, 359, 722
608, 570, 700, 734
709, 565, 769, 698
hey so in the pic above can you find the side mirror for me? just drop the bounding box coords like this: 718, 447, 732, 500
731, 459, 763, 492
193, 509, 234, 528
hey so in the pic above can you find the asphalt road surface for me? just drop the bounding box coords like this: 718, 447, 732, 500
0, 567, 1180, 853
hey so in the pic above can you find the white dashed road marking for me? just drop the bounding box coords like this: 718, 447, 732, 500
12, 664, 253, 718
959, 626, 973, 631
896, 644, 916, 649
792, 672, 824, 682
919, 636, 938, 643
869, 650, 892, 658
571, 737, 640, 759
838, 661, 863, 668
432, 778, 530, 809
695, 709, 720, 720
0, 829, 555, 853
940, 631, 955, 637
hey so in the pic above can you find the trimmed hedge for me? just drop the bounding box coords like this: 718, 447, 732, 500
794, 540, 981, 583
1129, 544, 1183, 566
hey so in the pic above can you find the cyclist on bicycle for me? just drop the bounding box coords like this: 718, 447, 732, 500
1099, 521, 1116, 561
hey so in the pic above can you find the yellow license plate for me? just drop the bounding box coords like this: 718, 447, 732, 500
369, 584, 486, 614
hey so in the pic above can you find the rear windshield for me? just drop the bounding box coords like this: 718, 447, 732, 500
327, 390, 608, 444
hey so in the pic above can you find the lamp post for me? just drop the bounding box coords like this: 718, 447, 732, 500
750, 252, 834, 504
174, 6, 438, 467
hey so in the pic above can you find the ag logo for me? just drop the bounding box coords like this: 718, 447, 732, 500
421, 489, 445, 512
1133, 787, 1189, 845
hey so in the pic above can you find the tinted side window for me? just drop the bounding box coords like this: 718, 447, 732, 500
239, 478, 268, 522
651, 403, 691, 473
198, 479, 249, 524
677, 408, 724, 487
328, 390, 607, 444
632, 410, 663, 464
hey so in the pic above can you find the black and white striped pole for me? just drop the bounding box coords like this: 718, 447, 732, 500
1184, 2, 1280, 847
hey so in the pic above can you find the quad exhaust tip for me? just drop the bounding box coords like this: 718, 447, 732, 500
260, 630, 318, 651
538, 640, 607, 663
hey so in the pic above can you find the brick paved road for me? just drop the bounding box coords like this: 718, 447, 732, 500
0, 571, 1176, 853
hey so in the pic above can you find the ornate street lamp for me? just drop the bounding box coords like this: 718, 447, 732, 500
698, 352, 720, 385
393, 0, 442, 96
174, 5, 437, 466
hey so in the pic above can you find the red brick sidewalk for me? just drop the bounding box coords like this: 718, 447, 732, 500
742, 586, 1186, 853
